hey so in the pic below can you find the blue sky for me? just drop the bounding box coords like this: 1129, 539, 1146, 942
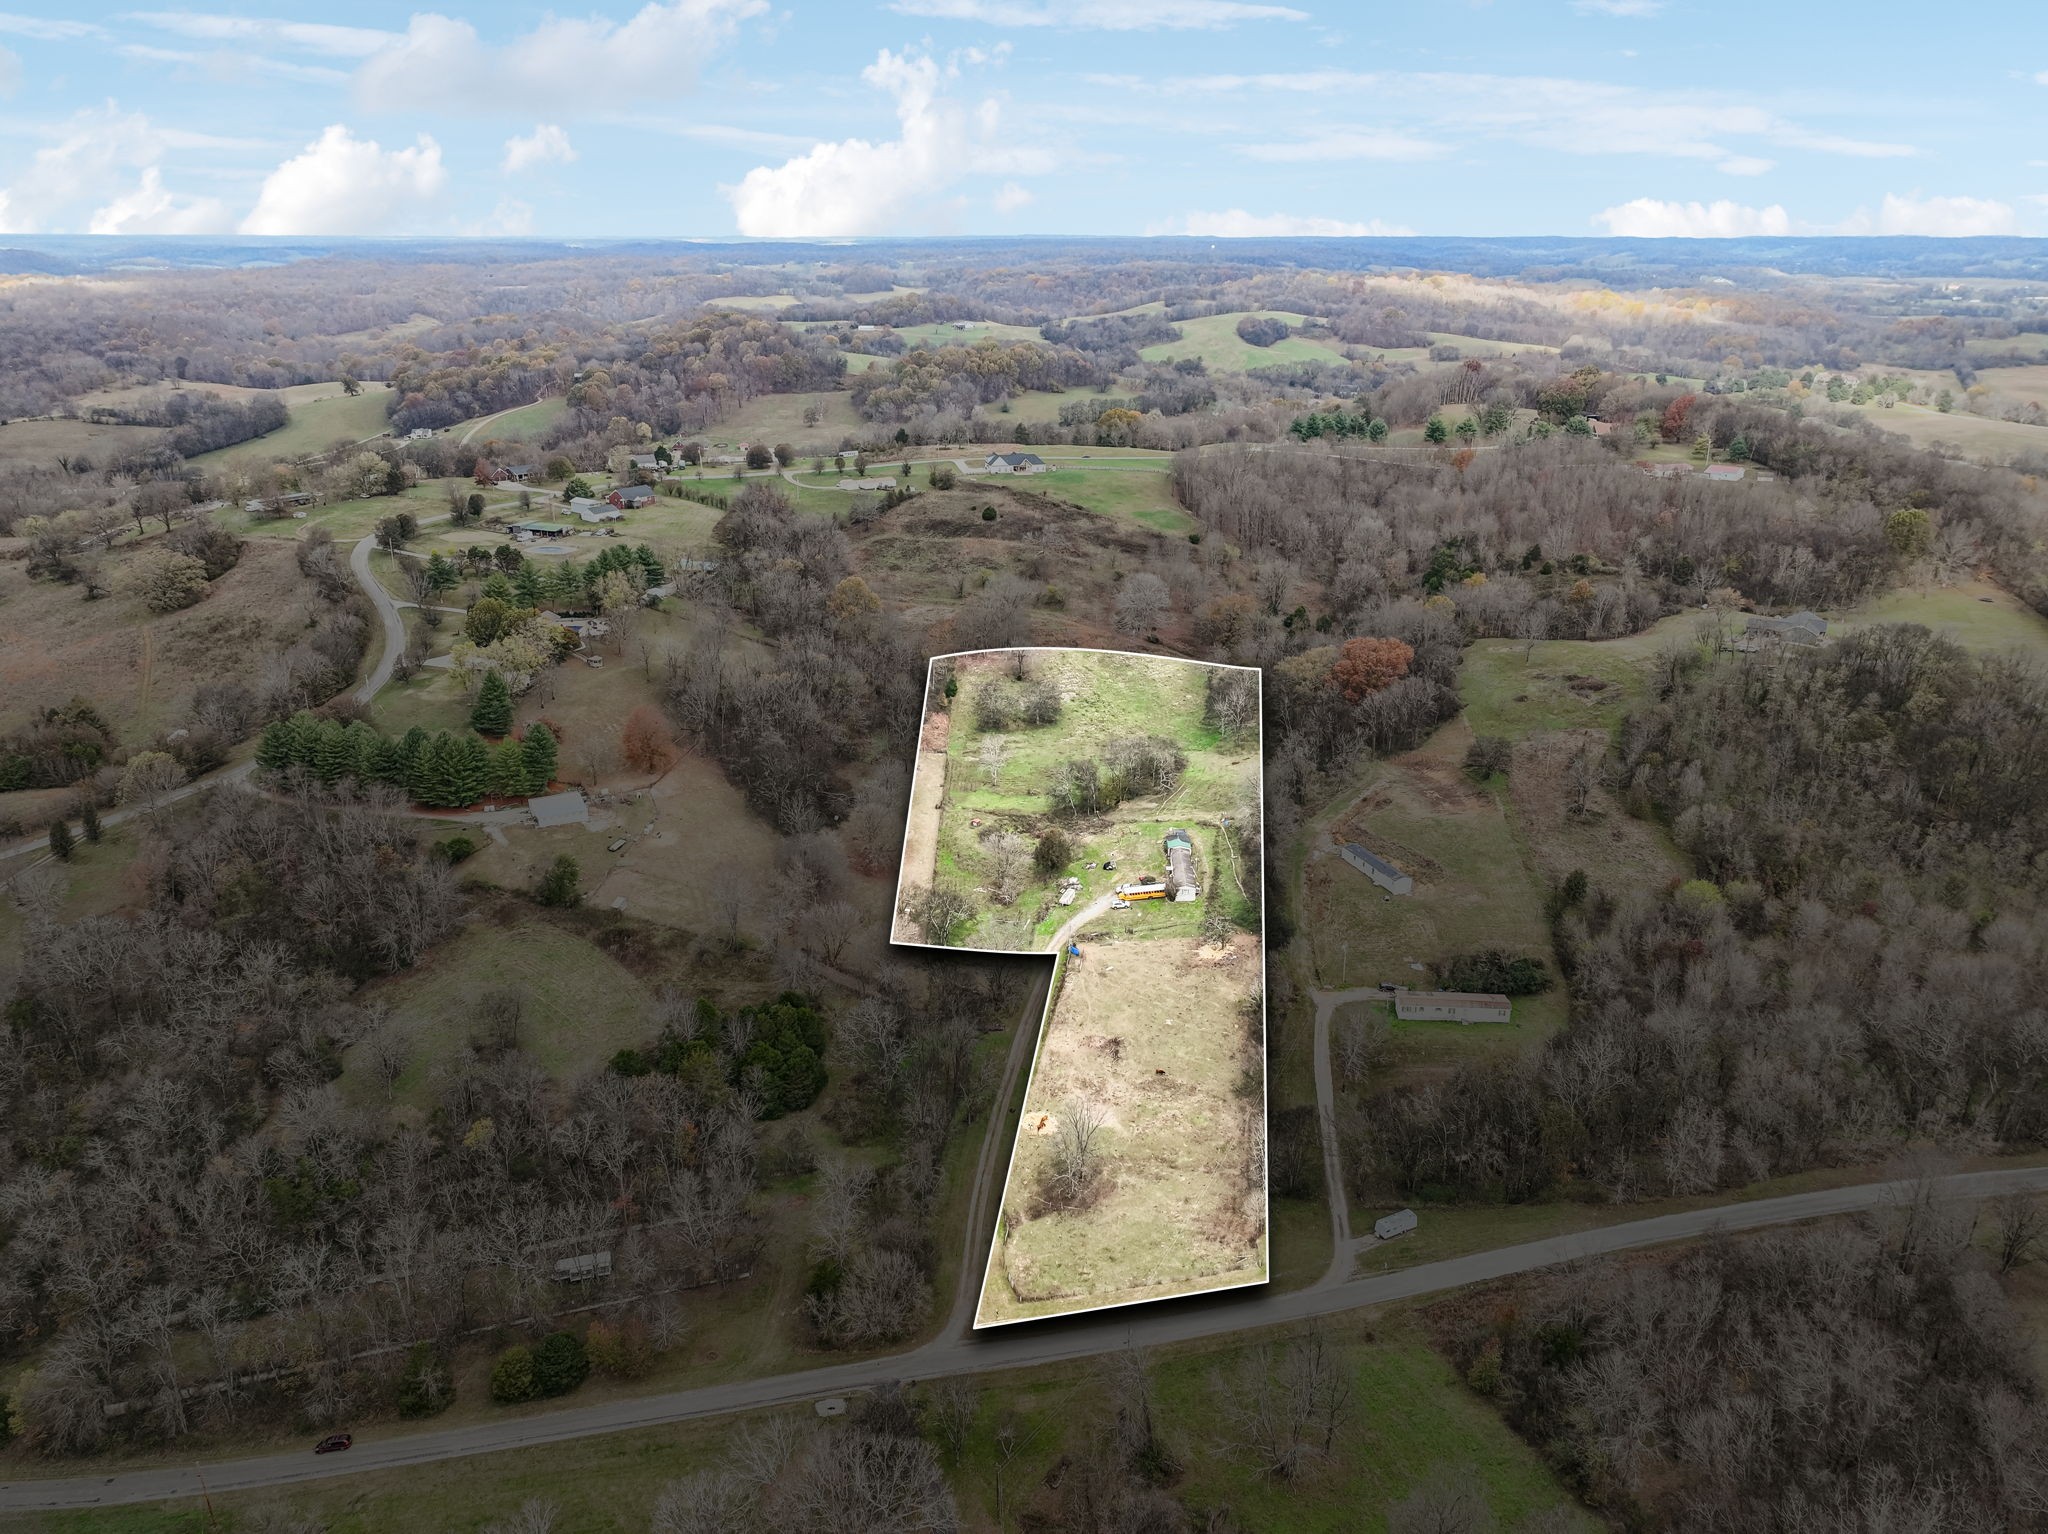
0, 0, 2040, 240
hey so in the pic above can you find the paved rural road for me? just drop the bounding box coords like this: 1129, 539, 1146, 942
347, 511, 451, 705
8, 1164, 2046, 1512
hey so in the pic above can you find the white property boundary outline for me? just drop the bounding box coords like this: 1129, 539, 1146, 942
887, 646, 1268, 1330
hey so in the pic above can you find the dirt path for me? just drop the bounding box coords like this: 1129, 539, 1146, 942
893, 748, 947, 933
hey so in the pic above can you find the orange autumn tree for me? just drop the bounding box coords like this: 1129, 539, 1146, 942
621, 705, 680, 774
1327, 636, 1415, 703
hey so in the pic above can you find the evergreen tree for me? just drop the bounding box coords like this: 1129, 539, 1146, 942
536, 854, 581, 908
547, 562, 583, 606
398, 726, 430, 782
407, 732, 453, 806
344, 720, 381, 780
424, 552, 459, 596
369, 736, 407, 785
520, 723, 558, 794
449, 734, 490, 807
512, 566, 544, 607
47, 819, 74, 861
488, 738, 526, 798
480, 571, 515, 603
255, 718, 297, 772
634, 544, 665, 585
470, 671, 513, 736
310, 719, 352, 783
78, 800, 101, 843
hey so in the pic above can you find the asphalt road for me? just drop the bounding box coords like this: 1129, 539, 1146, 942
8, 1164, 2044, 1513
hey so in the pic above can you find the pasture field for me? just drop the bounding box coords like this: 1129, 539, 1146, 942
1019, 467, 1197, 533
344, 911, 659, 1111
185, 384, 394, 468
468, 395, 569, 443
1458, 610, 1709, 740
1966, 330, 2048, 360
220, 481, 454, 540
1139, 310, 1347, 371
0, 536, 312, 747
0, 415, 163, 468
1827, 395, 2048, 464
701, 389, 864, 451
976, 933, 1267, 1327
992, 384, 1115, 423
1301, 721, 1552, 999
1832, 578, 2048, 654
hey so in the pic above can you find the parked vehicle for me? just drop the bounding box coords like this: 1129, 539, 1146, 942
313, 1433, 353, 1454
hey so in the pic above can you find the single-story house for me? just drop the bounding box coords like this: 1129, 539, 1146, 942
609, 485, 657, 509
569, 498, 623, 523
501, 463, 538, 481
1705, 463, 1746, 482
1393, 990, 1513, 1025
528, 789, 588, 827
675, 557, 720, 574
985, 451, 1048, 474
1745, 611, 1828, 647
405, 427, 436, 441
952, 320, 979, 330
1163, 829, 1200, 902
509, 520, 575, 540
627, 454, 662, 473
539, 609, 610, 643
1339, 842, 1413, 896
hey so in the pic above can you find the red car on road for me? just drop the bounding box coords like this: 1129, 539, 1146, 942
313, 1433, 352, 1455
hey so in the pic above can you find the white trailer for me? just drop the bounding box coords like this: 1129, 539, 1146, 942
1373, 1209, 1418, 1241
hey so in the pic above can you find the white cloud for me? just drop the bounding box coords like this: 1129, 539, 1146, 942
467, 197, 535, 236
1716, 155, 1774, 176
0, 43, 17, 96
1571, 0, 1663, 14
1123, 69, 1919, 170
239, 124, 447, 236
1155, 209, 1415, 237
124, 13, 394, 56
503, 124, 576, 175
88, 166, 231, 234
889, 0, 1306, 26
356, 0, 765, 112
1855, 192, 2018, 237
0, 101, 224, 234
994, 181, 1033, 212
725, 48, 1051, 236
1594, 198, 1791, 237
0, 13, 108, 40
1237, 129, 1447, 162
117, 41, 350, 84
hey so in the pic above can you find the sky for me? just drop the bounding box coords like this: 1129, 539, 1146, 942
0, 0, 2041, 241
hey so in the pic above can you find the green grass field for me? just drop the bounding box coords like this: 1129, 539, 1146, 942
343, 913, 655, 1110
1459, 615, 1706, 741
1833, 578, 2048, 655
186, 385, 394, 469
470, 396, 569, 443
1016, 467, 1197, 533
1140, 311, 1347, 372
1826, 395, 2048, 464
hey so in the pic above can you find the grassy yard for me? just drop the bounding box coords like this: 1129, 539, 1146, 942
1140, 311, 1347, 372
1825, 395, 2048, 464
186, 385, 394, 469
